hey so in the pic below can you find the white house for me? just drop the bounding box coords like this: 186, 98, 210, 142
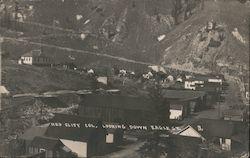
19, 50, 53, 66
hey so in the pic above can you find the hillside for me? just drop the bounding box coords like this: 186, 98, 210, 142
0, 0, 249, 73
159, 0, 250, 72
2, 60, 92, 94
1, 0, 203, 63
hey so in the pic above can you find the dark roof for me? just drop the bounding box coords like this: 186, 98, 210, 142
51, 113, 122, 133
45, 123, 107, 142
170, 104, 183, 110
38, 97, 68, 108
30, 136, 62, 150
81, 94, 154, 111
189, 118, 247, 139
22, 50, 44, 57
162, 89, 206, 100
196, 86, 218, 93
19, 125, 49, 141
51, 113, 101, 124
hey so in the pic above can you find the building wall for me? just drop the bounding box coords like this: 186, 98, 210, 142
208, 78, 222, 85
21, 56, 33, 65
223, 115, 243, 122
33, 57, 53, 65
21, 56, 53, 66
170, 109, 182, 120
219, 138, 231, 151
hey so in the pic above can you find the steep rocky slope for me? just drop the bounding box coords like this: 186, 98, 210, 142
159, 0, 249, 72
0, 0, 249, 72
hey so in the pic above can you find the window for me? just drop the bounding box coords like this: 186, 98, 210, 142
106, 133, 114, 143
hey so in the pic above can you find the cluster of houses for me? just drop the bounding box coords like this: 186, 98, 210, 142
15, 49, 249, 157
17, 90, 249, 157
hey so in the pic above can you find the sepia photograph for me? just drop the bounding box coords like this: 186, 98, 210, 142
0, 0, 249, 157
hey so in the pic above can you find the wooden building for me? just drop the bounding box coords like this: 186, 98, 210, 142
19, 50, 53, 66
78, 94, 157, 124
176, 119, 248, 152
162, 89, 207, 120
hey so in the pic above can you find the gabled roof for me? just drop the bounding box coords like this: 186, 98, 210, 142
178, 118, 247, 140
30, 136, 62, 150
45, 122, 107, 142
22, 50, 43, 57
162, 89, 206, 100
81, 94, 154, 111
19, 124, 49, 141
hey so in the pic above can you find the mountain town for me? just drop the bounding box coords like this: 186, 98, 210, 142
0, 0, 249, 158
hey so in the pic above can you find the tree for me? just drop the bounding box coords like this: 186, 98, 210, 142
171, 0, 182, 25
149, 73, 170, 126
2, 6, 11, 28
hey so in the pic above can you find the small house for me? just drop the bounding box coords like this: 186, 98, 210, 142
27, 136, 76, 158
162, 89, 207, 114
44, 122, 107, 157
176, 119, 248, 152
19, 50, 53, 66
19, 124, 49, 155
184, 74, 224, 91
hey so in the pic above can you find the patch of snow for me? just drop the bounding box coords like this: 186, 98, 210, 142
76, 15, 83, 21
232, 28, 246, 44
130, 71, 135, 75
28, 5, 33, 10
93, 45, 99, 50
84, 19, 90, 25
167, 75, 174, 81
0, 86, 10, 95
87, 69, 94, 74
148, 65, 166, 73
68, 55, 75, 60
80, 33, 86, 40
157, 34, 166, 41
97, 76, 108, 85
176, 78, 183, 82
119, 69, 127, 76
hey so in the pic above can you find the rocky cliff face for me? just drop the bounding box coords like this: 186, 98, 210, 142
0, 0, 203, 62
160, 0, 249, 74
0, 0, 248, 73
